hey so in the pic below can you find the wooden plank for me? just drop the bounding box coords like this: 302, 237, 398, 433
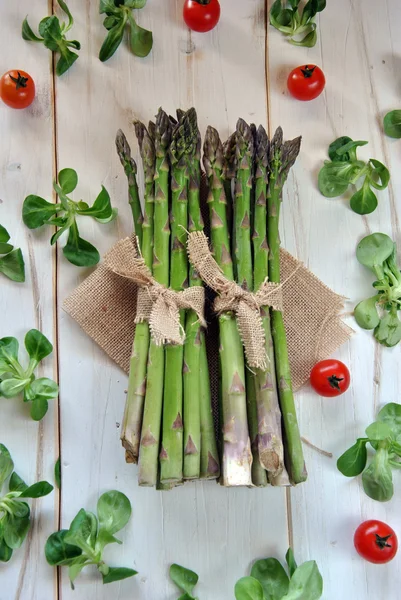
268, 0, 401, 598
0, 3, 58, 599
56, 1, 288, 599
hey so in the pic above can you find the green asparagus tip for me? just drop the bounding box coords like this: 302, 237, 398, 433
155, 108, 172, 156
116, 129, 137, 175
269, 126, 302, 184
148, 120, 156, 142
256, 125, 269, 176
134, 121, 156, 183
203, 126, 224, 177
176, 108, 186, 121
235, 118, 254, 169
223, 132, 236, 180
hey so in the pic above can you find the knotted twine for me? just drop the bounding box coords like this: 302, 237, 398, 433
187, 230, 283, 370
63, 237, 353, 392
102, 237, 205, 346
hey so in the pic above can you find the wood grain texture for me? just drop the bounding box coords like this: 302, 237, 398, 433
268, 0, 401, 597
0, 2, 58, 599
56, 2, 288, 599
1, 0, 401, 598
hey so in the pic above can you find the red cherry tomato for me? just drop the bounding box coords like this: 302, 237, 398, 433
0, 70, 35, 109
287, 65, 325, 101
354, 520, 398, 564
310, 359, 350, 397
183, 0, 221, 33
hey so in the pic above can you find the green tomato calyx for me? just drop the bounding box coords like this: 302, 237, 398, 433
375, 533, 393, 549
328, 374, 343, 390
300, 65, 316, 78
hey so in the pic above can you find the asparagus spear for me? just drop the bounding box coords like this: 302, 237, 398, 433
222, 132, 236, 253
203, 126, 252, 487
138, 109, 172, 487
233, 119, 267, 487
183, 117, 202, 480
267, 127, 307, 484
160, 111, 195, 484
116, 131, 143, 247
253, 125, 285, 478
183, 114, 220, 480
118, 126, 155, 462
199, 330, 220, 479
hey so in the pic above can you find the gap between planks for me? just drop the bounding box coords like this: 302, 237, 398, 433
264, 0, 294, 553
50, 1, 61, 599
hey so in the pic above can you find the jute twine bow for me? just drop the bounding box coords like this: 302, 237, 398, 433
187, 231, 283, 370
104, 238, 206, 346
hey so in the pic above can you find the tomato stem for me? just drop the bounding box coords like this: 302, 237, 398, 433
300, 65, 316, 79
9, 72, 29, 90
327, 374, 344, 390
375, 533, 393, 549
194, 0, 212, 4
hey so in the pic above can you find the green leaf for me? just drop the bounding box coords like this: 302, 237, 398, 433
350, 180, 378, 215
9, 472, 28, 493
235, 576, 265, 600
0, 242, 14, 254
318, 162, 355, 198
377, 403, 401, 442
22, 17, 44, 42
99, 17, 126, 62
96, 528, 122, 550
125, 0, 148, 8
103, 15, 120, 30
3, 515, 30, 550
65, 509, 98, 552
329, 138, 368, 162
29, 378, 59, 402
374, 310, 401, 347
0, 224, 10, 244
251, 557, 290, 599
129, 15, 153, 57
102, 566, 138, 584
170, 564, 199, 597
25, 329, 53, 363
100, 0, 121, 14
57, 0, 74, 31
76, 186, 113, 220
19, 481, 54, 498
362, 447, 394, 502
40, 16, 63, 51
50, 218, 71, 245
56, 46, 79, 76
383, 110, 401, 138
0, 378, 30, 398
0, 249, 26, 283
354, 296, 380, 330
356, 233, 394, 273
366, 421, 393, 441
55, 458, 61, 489
285, 548, 298, 577
45, 530, 82, 566
337, 439, 368, 477
7, 499, 30, 518
290, 27, 317, 48
0, 444, 14, 490
58, 168, 78, 194
369, 159, 390, 191
68, 559, 88, 588
282, 561, 323, 600
96, 207, 118, 224
63, 222, 100, 267
0, 532, 13, 562
97, 490, 131, 535
23, 195, 58, 229
30, 397, 49, 421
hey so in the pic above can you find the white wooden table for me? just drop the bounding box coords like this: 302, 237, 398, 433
1, 1, 400, 598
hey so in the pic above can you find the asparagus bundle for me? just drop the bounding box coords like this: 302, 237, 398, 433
118, 108, 219, 488
118, 108, 305, 490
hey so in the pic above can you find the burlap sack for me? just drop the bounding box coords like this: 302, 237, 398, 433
64, 237, 352, 392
